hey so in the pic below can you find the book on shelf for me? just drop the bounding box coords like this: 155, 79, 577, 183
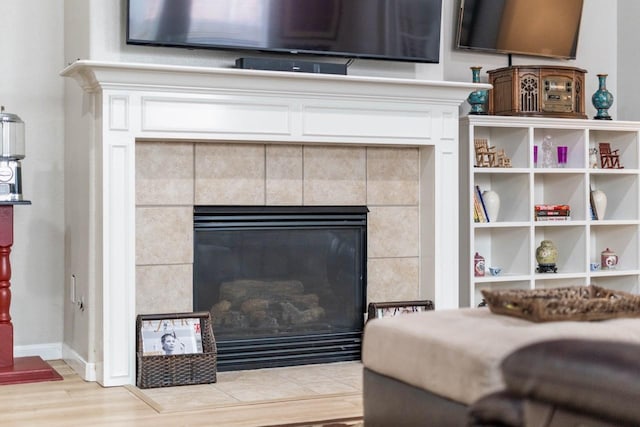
534, 204, 570, 212
473, 189, 486, 222
475, 185, 490, 222
473, 194, 481, 222
535, 216, 572, 221
534, 204, 571, 221
536, 210, 571, 216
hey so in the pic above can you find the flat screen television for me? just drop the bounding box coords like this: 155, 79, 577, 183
456, 0, 584, 60
127, 0, 443, 63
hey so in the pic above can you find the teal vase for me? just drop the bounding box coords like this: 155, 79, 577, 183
592, 74, 613, 120
467, 66, 488, 115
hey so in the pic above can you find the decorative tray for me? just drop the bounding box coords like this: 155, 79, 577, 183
481, 285, 640, 322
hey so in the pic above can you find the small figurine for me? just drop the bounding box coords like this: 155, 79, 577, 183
589, 142, 599, 169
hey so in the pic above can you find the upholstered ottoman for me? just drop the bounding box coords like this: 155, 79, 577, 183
361, 307, 640, 426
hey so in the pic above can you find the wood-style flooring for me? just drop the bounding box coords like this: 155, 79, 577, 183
0, 360, 363, 427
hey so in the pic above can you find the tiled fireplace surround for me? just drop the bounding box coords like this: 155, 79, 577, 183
62, 61, 485, 385
136, 142, 421, 315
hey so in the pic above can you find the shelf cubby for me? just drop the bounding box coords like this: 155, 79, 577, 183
474, 226, 530, 277
473, 280, 531, 308
590, 275, 640, 294
533, 172, 586, 220
534, 225, 586, 274
589, 224, 640, 271
589, 173, 638, 221
533, 127, 587, 169
474, 172, 530, 222
473, 126, 529, 168
589, 129, 639, 169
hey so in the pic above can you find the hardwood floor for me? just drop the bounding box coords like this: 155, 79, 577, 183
0, 360, 363, 427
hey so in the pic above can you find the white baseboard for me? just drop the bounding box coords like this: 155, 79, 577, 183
14, 342, 62, 361
62, 343, 97, 382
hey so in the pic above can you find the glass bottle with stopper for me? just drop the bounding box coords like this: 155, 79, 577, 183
540, 135, 555, 168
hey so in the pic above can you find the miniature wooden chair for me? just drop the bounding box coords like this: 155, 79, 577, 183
599, 142, 623, 169
474, 139, 496, 167
496, 149, 512, 168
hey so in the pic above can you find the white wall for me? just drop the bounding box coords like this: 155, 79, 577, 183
0, 0, 65, 357
617, 2, 640, 121
2, 0, 631, 362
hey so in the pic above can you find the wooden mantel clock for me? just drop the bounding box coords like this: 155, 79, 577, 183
0, 201, 62, 384
487, 65, 587, 119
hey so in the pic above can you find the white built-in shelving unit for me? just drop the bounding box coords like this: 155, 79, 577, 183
460, 115, 640, 307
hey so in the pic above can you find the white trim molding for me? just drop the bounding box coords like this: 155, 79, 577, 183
61, 60, 489, 386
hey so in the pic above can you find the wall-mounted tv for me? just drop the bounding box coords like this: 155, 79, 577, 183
456, 0, 584, 60
127, 0, 443, 64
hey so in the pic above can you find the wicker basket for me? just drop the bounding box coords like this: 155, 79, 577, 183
481, 285, 640, 322
136, 311, 217, 388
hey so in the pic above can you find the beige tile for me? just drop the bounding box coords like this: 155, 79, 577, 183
195, 143, 265, 205
139, 383, 239, 406
214, 372, 309, 401
266, 145, 303, 205
136, 264, 193, 315
367, 206, 419, 258
136, 206, 193, 265
366, 147, 419, 205
136, 141, 194, 205
303, 146, 366, 205
302, 380, 359, 394
367, 257, 420, 303
213, 361, 362, 402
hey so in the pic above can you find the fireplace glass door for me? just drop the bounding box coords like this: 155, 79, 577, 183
193, 206, 367, 370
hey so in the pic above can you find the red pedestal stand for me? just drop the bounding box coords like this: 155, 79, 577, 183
0, 203, 62, 385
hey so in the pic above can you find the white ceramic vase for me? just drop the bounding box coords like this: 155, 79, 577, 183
591, 189, 607, 220
482, 190, 500, 222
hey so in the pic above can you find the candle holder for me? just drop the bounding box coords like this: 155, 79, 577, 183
557, 146, 568, 168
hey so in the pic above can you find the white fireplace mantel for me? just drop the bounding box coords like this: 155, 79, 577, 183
61, 60, 489, 386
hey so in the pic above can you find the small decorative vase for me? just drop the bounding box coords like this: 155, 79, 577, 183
482, 190, 500, 222
591, 189, 607, 220
536, 240, 558, 273
467, 66, 488, 115
592, 74, 614, 120
601, 248, 618, 269
474, 252, 485, 277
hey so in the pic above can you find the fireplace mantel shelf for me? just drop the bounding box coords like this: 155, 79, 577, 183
61, 60, 489, 102
62, 60, 487, 386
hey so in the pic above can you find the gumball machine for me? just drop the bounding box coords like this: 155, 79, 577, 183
0, 106, 25, 201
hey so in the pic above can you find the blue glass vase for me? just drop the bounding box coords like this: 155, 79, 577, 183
467, 66, 488, 115
592, 74, 613, 120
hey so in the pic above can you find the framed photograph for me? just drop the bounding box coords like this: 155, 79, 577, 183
138, 313, 204, 356
367, 300, 434, 321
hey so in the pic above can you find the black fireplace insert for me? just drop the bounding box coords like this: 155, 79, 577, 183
193, 206, 367, 371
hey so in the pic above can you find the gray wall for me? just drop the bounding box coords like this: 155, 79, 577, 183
0, 0, 64, 355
